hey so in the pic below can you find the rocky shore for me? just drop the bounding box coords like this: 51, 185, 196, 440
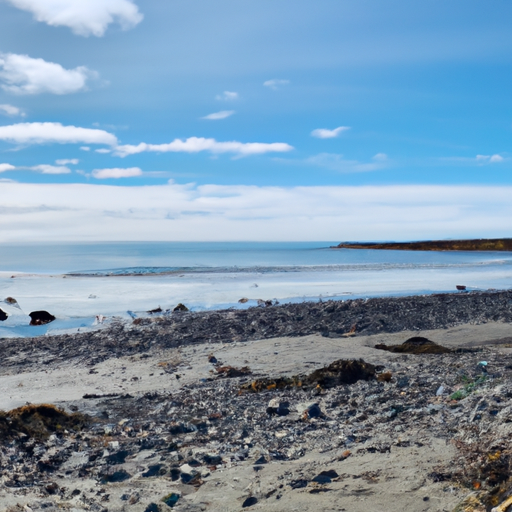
2, 291, 512, 511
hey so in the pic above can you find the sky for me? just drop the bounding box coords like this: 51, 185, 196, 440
0, 0, 512, 241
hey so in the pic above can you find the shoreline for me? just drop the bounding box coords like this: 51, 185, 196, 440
2, 290, 512, 511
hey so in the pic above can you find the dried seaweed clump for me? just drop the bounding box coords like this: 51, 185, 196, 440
241, 359, 376, 393
375, 336, 452, 354
450, 439, 512, 512
0, 404, 89, 441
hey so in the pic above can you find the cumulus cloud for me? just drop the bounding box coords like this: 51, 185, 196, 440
263, 79, 290, 90
311, 126, 350, 139
80, 146, 91, 151
201, 110, 235, 120
216, 91, 238, 101
55, 158, 78, 165
0, 53, 96, 95
0, 163, 15, 172
92, 167, 142, 179
30, 164, 71, 174
115, 137, 294, 157
95, 148, 112, 154
0, 122, 117, 146
0, 104, 24, 116
5, 0, 143, 37
0, 183, 511, 242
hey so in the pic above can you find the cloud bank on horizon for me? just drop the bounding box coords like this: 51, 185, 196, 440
0, 182, 511, 242
0, 0, 511, 240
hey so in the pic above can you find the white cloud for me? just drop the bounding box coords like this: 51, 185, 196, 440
95, 148, 112, 154
444, 154, 506, 165
311, 126, 350, 139
201, 110, 235, 120
30, 164, 71, 174
55, 158, 78, 165
0, 53, 96, 95
115, 137, 294, 157
5, 0, 143, 37
92, 167, 143, 179
215, 91, 238, 101
0, 122, 117, 146
263, 79, 290, 90
0, 183, 512, 242
0, 163, 15, 172
299, 153, 389, 173
80, 146, 91, 151
0, 104, 24, 116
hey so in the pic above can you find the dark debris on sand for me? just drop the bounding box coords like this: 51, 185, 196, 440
1, 290, 512, 370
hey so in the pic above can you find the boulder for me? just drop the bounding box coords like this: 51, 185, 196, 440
29, 310, 56, 326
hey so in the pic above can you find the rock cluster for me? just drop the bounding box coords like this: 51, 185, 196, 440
1, 290, 512, 371
2, 344, 512, 511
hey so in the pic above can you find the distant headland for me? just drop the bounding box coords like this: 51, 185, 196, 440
332, 238, 512, 251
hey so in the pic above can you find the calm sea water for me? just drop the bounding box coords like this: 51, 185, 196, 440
1, 242, 512, 337
1, 241, 511, 275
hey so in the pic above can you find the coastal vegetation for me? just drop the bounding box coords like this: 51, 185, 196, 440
334, 238, 512, 251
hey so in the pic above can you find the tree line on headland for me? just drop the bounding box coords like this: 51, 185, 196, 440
333, 238, 512, 251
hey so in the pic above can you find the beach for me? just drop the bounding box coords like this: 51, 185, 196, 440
1, 291, 512, 511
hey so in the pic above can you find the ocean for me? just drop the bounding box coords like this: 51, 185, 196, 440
1, 241, 512, 337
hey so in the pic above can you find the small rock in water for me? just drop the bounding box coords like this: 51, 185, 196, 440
238, 297, 249, 303
173, 303, 189, 312
29, 310, 56, 326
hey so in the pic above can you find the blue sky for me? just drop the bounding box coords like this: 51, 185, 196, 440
0, 1, 512, 241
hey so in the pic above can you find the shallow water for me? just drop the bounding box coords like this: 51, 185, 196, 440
1, 242, 512, 337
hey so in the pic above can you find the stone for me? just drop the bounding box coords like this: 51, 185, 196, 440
29, 310, 56, 326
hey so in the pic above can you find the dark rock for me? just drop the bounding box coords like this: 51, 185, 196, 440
29, 310, 56, 326
142, 464, 166, 477
0, 308, 7, 321
173, 303, 189, 312
45, 482, 60, 495
147, 307, 162, 314
290, 479, 308, 489
303, 403, 323, 419
312, 469, 339, 484
99, 468, 131, 483
106, 450, 129, 464
242, 496, 258, 507
162, 493, 180, 507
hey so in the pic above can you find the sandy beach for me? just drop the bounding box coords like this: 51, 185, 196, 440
2, 292, 512, 511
